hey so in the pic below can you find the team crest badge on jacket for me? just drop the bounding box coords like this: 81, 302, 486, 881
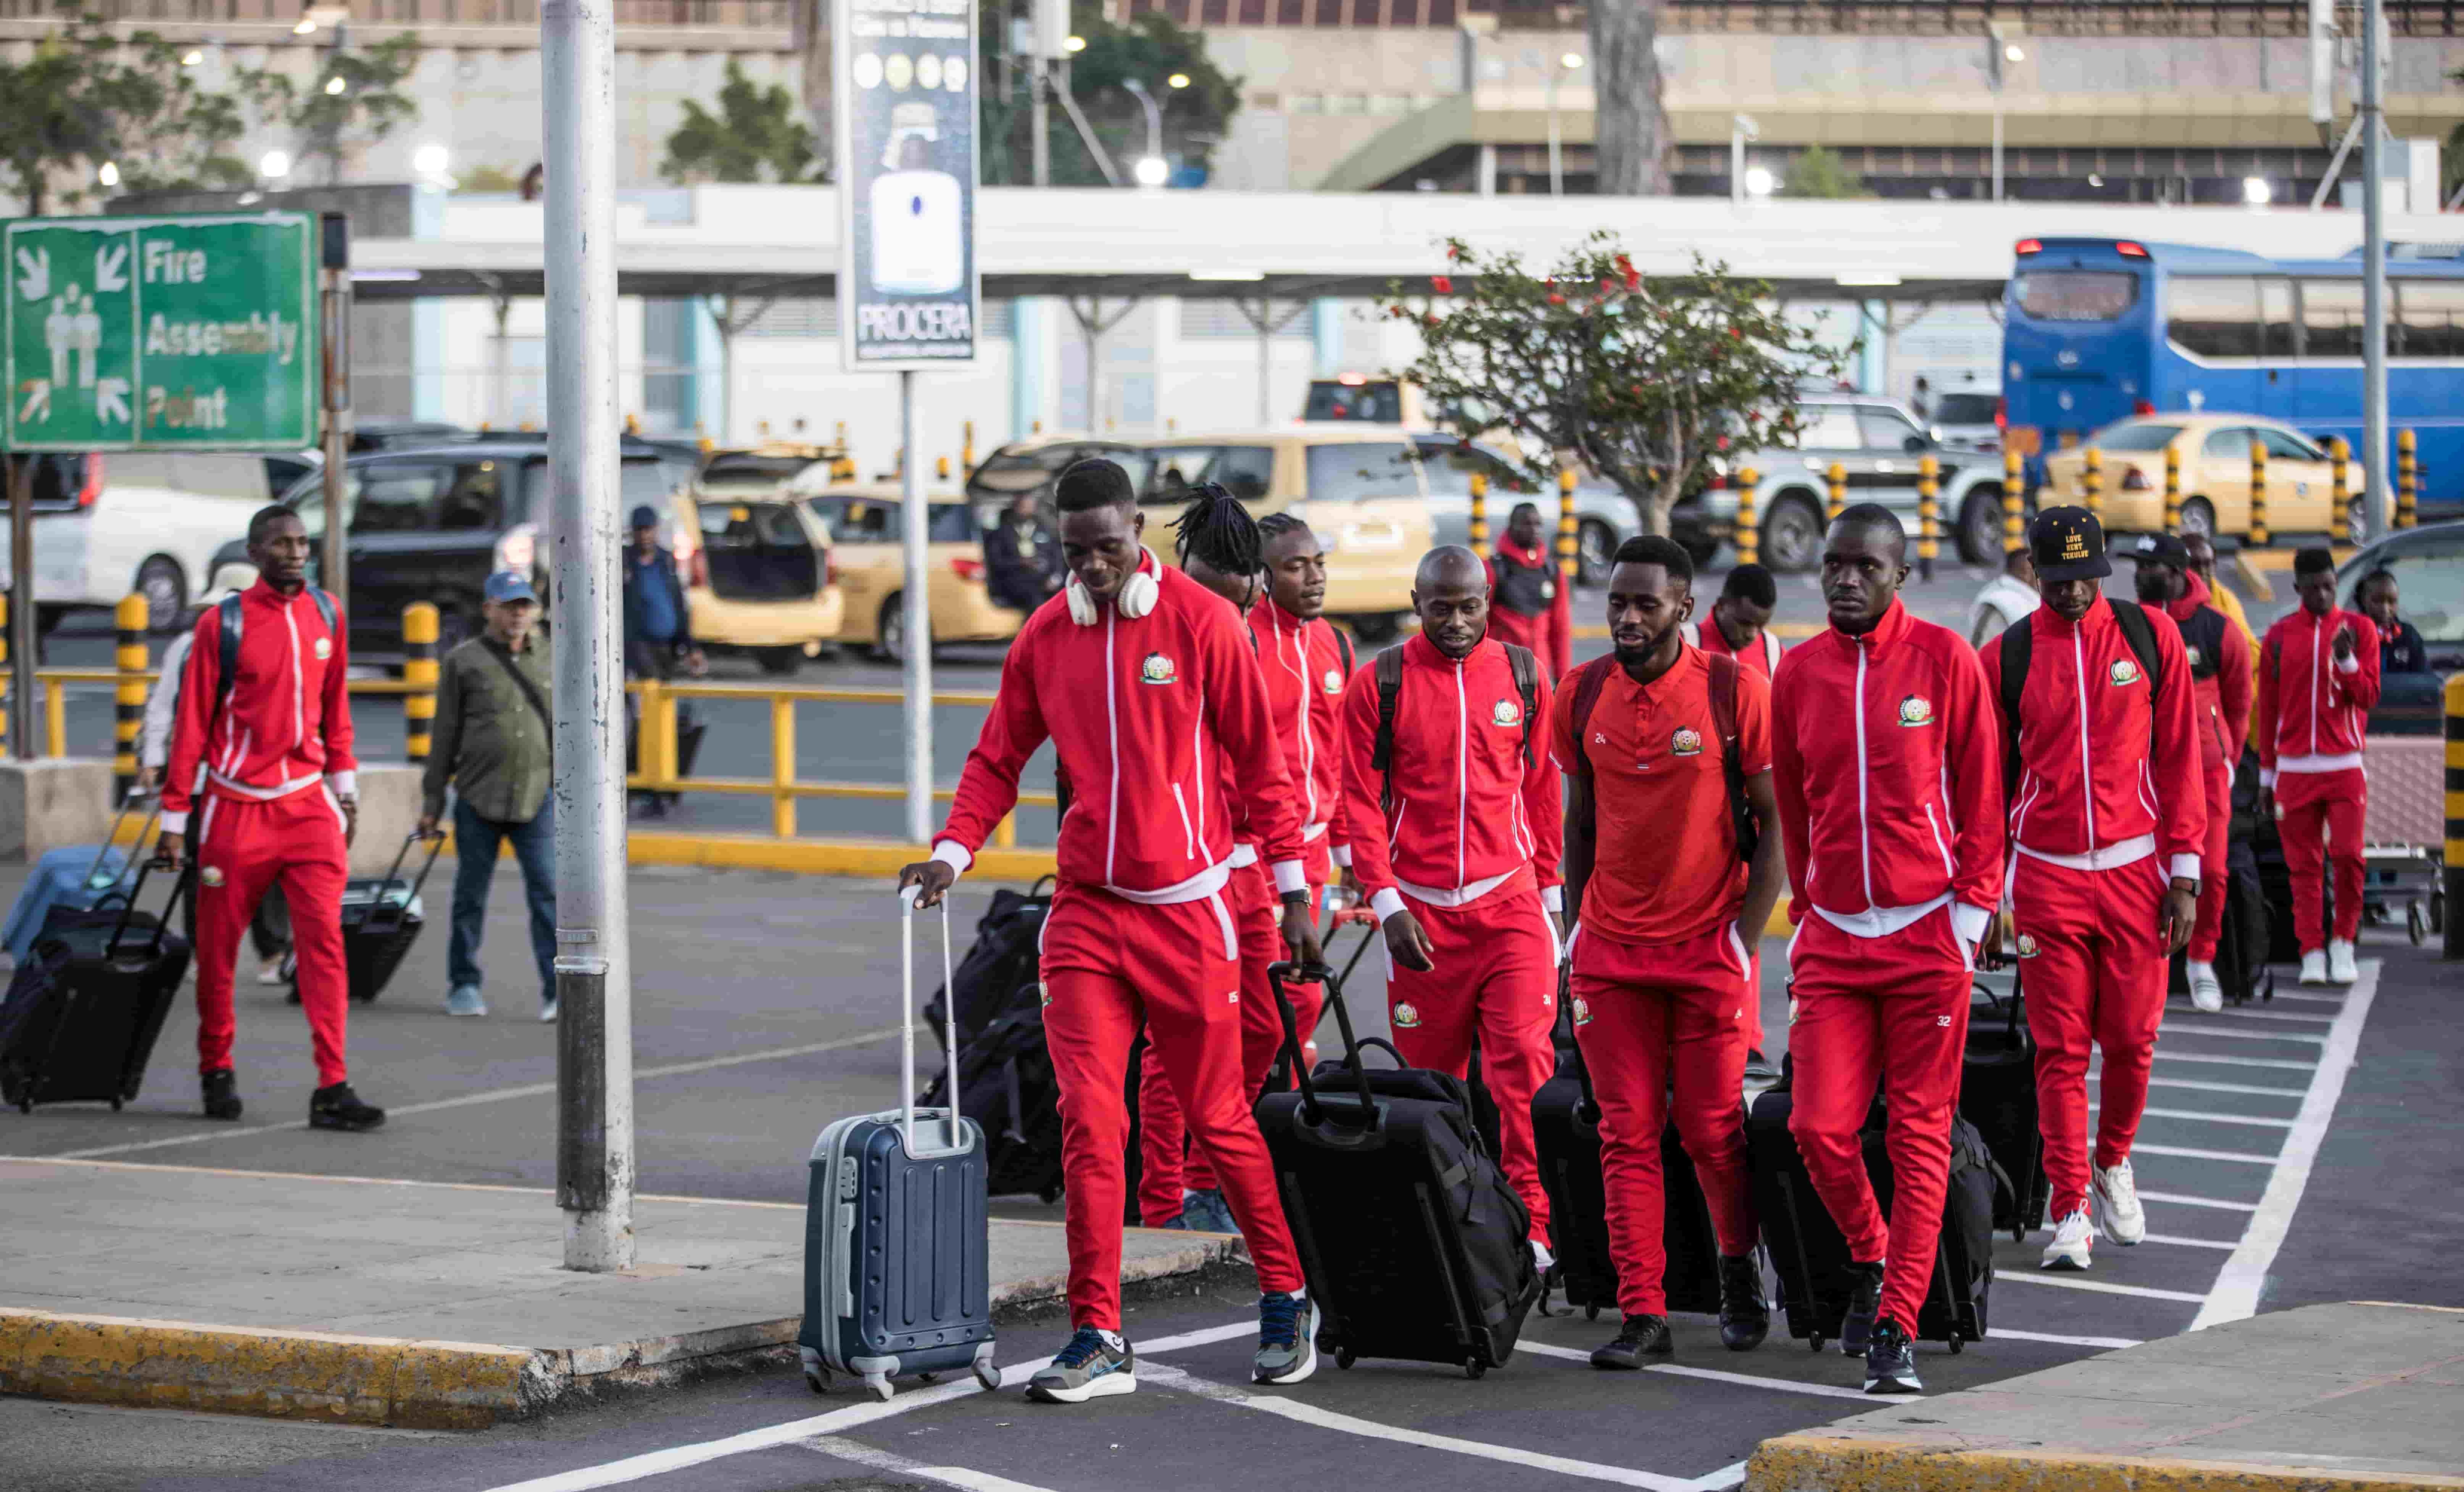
1571, 996, 1592, 1026
314, 637, 332, 660
2016, 933, 2040, 959
1897, 694, 1934, 727
1038, 983, 1052, 1008
1670, 727, 1703, 756
1139, 652, 1176, 685
1491, 698, 1521, 728
1322, 668, 1343, 694
199, 865, 224, 888
2184, 644, 2204, 667
1391, 1001, 1421, 1028
2109, 658, 2142, 686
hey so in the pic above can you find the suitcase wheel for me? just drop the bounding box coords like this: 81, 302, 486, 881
2408, 901, 2427, 947
972, 1356, 1002, 1391
1585, 1305, 1599, 1321
864, 1374, 894, 1402
1809, 1334, 1824, 1353
110, 1097, 121, 1112
1949, 1334, 1964, 1355
1335, 1349, 1355, 1371
804, 1366, 830, 1395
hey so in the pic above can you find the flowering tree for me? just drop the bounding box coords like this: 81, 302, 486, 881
1383, 233, 1848, 537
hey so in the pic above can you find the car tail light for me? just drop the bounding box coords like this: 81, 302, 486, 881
1706, 473, 1727, 492
78, 455, 104, 508
688, 549, 708, 589
2117, 241, 2148, 258
2014, 238, 2043, 255
2122, 467, 2151, 491
2134, 399, 2155, 416
951, 556, 986, 582
1994, 398, 2008, 430
824, 556, 839, 587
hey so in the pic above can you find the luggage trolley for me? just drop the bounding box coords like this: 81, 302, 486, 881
2360, 736, 2447, 946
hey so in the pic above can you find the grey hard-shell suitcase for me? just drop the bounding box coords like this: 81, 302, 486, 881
797, 894, 1001, 1401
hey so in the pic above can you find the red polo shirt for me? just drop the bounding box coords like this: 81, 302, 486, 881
1550, 646, 1773, 947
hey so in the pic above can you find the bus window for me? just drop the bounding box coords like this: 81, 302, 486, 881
2300, 280, 2366, 359
2395, 280, 2464, 359
2166, 277, 2259, 359
2259, 278, 2296, 359
2013, 270, 2138, 321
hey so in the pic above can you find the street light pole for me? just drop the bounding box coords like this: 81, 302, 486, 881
1123, 77, 1164, 186
1731, 113, 1758, 205
1985, 23, 2022, 203
2361, 0, 2390, 539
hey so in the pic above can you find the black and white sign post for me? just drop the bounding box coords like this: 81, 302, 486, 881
836, 0, 980, 844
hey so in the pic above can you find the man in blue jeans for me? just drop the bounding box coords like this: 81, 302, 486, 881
419, 572, 558, 1020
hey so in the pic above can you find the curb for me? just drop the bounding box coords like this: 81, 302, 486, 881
625, 831, 1058, 880
1745, 1434, 2464, 1492
0, 1236, 1237, 1428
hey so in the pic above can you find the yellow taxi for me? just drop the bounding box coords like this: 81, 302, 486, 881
796, 479, 1024, 662
666, 465, 844, 676
2039, 414, 2364, 543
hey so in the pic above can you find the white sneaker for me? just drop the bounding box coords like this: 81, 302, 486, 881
2041, 1208, 2094, 1271
2185, 961, 2224, 1013
1532, 1237, 1556, 1273
2326, 940, 2359, 985
255, 961, 286, 986
2092, 1160, 2146, 1245
2298, 949, 2329, 986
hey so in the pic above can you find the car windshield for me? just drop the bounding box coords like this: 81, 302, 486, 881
2088, 422, 2184, 453
1934, 393, 1998, 424
702, 454, 815, 485
1304, 442, 1420, 501
930, 504, 978, 542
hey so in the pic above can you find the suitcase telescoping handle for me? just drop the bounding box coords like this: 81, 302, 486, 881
899, 884, 962, 1156
103, 855, 191, 964
89, 788, 163, 891
363, 830, 448, 935
1551, 964, 1600, 1124
1268, 931, 1383, 1130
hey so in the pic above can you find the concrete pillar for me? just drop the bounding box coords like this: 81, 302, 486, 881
1011, 297, 1048, 443
1312, 299, 1343, 378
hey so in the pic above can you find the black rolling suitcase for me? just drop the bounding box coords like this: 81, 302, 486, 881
297, 832, 442, 1004
1255, 957, 1541, 1378
0, 861, 193, 1114
1958, 977, 2048, 1240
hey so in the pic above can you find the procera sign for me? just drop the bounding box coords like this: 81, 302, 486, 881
834, 0, 980, 370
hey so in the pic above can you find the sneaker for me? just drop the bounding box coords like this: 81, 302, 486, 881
255, 961, 286, 987
539, 997, 559, 1023
2327, 939, 2359, 985
2185, 960, 2225, 1013
446, 984, 487, 1017
1588, 1313, 1673, 1369
2299, 949, 2329, 986
1025, 1326, 1135, 1403
1180, 1188, 1240, 1236
2092, 1159, 2146, 1245
1743, 1048, 1781, 1085
1839, 1259, 1884, 1356
2041, 1207, 2094, 1270
1253, 1291, 1318, 1385
1716, 1253, 1770, 1352
1158, 1214, 1190, 1231
309, 1082, 387, 1133
200, 1068, 243, 1121
1531, 1237, 1556, 1273
1863, 1317, 1921, 1395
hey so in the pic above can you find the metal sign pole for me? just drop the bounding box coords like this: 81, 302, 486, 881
2360, 0, 2390, 540
544, 0, 635, 1273
902, 369, 931, 843
319, 214, 352, 599
8, 454, 31, 761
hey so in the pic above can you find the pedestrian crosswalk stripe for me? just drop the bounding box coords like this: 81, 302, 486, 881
1999, 1272, 2208, 1303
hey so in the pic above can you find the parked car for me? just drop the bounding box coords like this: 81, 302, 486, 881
0, 451, 273, 633
1408, 436, 1644, 583
1932, 389, 2004, 455
1670, 395, 2003, 572
668, 477, 844, 675
801, 480, 1023, 662
2337, 520, 2461, 734
964, 433, 1155, 531
2039, 414, 2362, 545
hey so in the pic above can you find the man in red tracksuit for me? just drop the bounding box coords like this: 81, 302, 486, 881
2130, 533, 2251, 1013
155, 507, 384, 1132
1771, 504, 2003, 1397
2258, 546, 2382, 988
901, 459, 1326, 1403
1338, 545, 1564, 1265
1553, 535, 1782, 1369
1682, 563, 1784, 681
1484, 503, 1572, 681
1984, 509, 2203, 1274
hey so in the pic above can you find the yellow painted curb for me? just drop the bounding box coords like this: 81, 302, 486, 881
1745, 1435, 2464, 1492
625, 831, 1057, 880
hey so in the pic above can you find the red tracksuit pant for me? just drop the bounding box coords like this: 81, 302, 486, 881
2276, 768, 2367, 949
1385, 885, 1559, 1243
2187, 761, 2233, 964
2014, 854, 2167, 1219
1786, 906, 1971, 1332
1570, 922, 1759, 1317
1134, 867, 1324, 1223
192, 789, 351, 1086
1041, 882, 1305, 1328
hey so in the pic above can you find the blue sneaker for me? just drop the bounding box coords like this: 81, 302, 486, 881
1025, 1326, 1135, 1403
1254, 1291, 1318, 1385
1180, 1188, 1241, 1236
446, 984, 487, 1017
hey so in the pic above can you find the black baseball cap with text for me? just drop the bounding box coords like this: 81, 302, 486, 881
2128, 532, 2189, 570
2031, 505, 2112, 583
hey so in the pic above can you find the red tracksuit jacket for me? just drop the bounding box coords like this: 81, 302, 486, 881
1484, 542, 1573, 681
1245, 596, 1352, 869
1770, 599, 2004, 942
2165, 574, 2253, 774
1981, 596, 2205, 882
160, 580, 358, 836
2257, 605, 2382, 779
1337, 633, 1563, 915
935, 554, 1310, 898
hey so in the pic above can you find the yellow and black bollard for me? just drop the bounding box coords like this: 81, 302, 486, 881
2399, 429, 2419, 530
2082, 447, 2103, 519
1556, 469, 1579, 582
2446, 672, 2463, 960
1734, 466, 1760, 568
1916, 454, 1939, 583
2002, 449, 2026, 553
2248, 438, 2270, 549
2330, 437, 2351, 541
1826, 461, 1846, 522
403, 603, 440, 764
2164, 443, 2183, 534
114, 595, 148, 803
962, 419, 975, 473
1467, 472, 1490, 558
936, 456, 950, 481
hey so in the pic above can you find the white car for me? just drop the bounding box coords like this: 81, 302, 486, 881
0, 451, 272, 632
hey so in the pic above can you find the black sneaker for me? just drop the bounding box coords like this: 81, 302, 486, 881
200, 1068, 243, 1121
1717, 1253, 1769, 1352
1863, 1316, 1920, 1394
309, 1082, 386, 1132
1840, 1259, 1884, 1356
1588, 1313, 1673, 1370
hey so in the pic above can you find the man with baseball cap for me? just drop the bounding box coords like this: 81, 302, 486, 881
421, 571, 559, 1020
2257, 548, 2381, 987
2129, 533, 2250, 1013
622, 502, 704, 819
1983, 508, 2202, 1273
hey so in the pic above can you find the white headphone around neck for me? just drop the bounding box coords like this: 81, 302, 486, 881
1067, 547, 1160, 625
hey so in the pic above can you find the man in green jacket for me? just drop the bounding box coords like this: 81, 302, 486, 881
420, 572, 558, 1020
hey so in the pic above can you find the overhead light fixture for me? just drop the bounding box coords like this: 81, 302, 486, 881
2243, 176, 2272, 205
1188, 269, 1265, 281
413, 142, 450, 176
349, 267, 421, 282
97, 161, 120, 187
259, 149, 292, 179
1836, 272, 1902, 287
1167, 73, 1190, 89
1560, 51, 1584, 68
1744, 165, 1774, 197
181, 47, 203, 65
1132, 155, 1170, 187
324, 75, 346, 94
2004, 43, 2025, 62
293, 16, 316, 33
1064, 34, 1085, 52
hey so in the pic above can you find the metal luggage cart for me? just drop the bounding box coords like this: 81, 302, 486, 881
2361, 736, 2447, 947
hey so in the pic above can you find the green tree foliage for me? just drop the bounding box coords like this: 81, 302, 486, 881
662, 60, 822, 185
238, 33, 423, 187
0, 13, 249, 216
1782, 143, 1864, 199
980, 1, 1239, 186
1384, 234, 1850, 535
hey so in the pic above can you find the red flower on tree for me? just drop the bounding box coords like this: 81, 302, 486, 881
1432, 274, 1454, 294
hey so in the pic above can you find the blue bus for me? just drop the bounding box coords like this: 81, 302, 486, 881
2001, 237, 2464, 517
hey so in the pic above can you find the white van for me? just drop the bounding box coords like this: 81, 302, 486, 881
0, 452, 271, 632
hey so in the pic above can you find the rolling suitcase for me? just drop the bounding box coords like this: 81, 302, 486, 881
1958, 976, 2048, 1240
0, 860, 193, 1114
3, 792, 158, 963
290, 832, 443, 1003
798, 893, 1001, 1401
1255, 957, 1541, 1378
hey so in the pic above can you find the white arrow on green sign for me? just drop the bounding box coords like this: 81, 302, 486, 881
2, 212, 319, 453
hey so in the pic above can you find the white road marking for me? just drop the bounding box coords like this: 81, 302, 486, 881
2151, 1051, 2318, 1071
805, 1436, 1060, 1492
2134, 1189, 2259, 1212
2137, 1234, 2238, 1251
1997, 1272, 2207, 1303
2184, 1008, 2337, 1025
1685, 1462, 1749, 1491
48, 1026, 903, 1160
2143, 1076, 2309, 1099
2156, 1025, 2328, 1045
2260, 989, 2344, 1004
2088, 1105, 2296, 1129
1990, 1328, 2143, 1349
1513, 1340, 1918, 1403
1139, 1361, 1703, 1490
2193, 960, 2380, 1331
2129, 1143, 2281, 1164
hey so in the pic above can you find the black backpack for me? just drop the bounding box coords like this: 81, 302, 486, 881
1368, 640, 1537, 814
1995, 596, 2163, 804
924, 875, 1054, 1046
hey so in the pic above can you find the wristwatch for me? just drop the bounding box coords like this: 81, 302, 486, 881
1279, 890, 1309, 910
